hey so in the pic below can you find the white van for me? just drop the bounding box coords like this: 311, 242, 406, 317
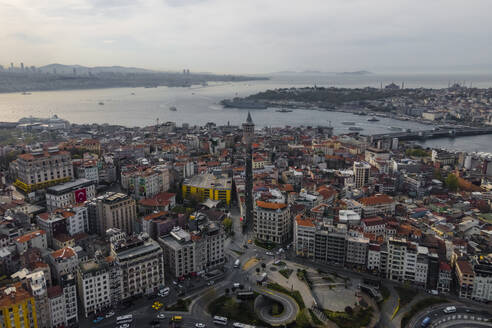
443, 306, 456, 314
234, 259, 240, 268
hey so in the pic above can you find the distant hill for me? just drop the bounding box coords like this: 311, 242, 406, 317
38, 63, 156, 74
336, 70, 373, 76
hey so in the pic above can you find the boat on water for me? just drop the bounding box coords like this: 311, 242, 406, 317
98, 102, 104, 105
276, 109, 293, 113
221, 98, 268, 110
169, 106, 177, 112
388, 127, 403, 131
349, 127, 364, 131
354, 111, 367, 116
21, 92, 31, 95
368, 116, 380, 122
342, 121, 356, 125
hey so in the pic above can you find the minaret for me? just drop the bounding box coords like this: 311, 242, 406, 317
243, 112, 254, 231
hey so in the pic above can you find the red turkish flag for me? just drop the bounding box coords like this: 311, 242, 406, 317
74, 188, 87, 203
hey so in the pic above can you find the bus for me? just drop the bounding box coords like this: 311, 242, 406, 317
116, 314, 133, 324
234, 259, 240, 268
233, 322, 256, 328
213, 316, 228, 325
171, 316, 183, 322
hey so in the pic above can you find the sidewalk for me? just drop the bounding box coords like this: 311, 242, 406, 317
267, 260, 317, 308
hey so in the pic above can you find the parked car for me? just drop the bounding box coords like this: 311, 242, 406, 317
195, 323, 206, 328
157, 313, 166, 320
93, 316, 104, 324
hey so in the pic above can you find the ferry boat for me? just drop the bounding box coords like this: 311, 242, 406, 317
388, 127, 403, 131
169, 106, 177, 112
98, 102, 104, 105
349, 127, 364, 131
276, 109, 293, 113
342, 122, 356, 125
368, 116, 380, 122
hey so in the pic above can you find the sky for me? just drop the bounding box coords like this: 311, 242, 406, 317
1, 0, 491, 74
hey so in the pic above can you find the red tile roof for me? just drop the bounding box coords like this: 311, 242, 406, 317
360, 194, 394, 206
256, 201, 287, 210
15, 230, 46, 244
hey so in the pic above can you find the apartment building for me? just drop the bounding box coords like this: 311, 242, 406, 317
314, 225, 347, 265
77, 259, 111, 317
182, 173, 232, 206
11, 147, 73, 193
438, 262, 452, 293
14, 230, 47, 254
456, 260, 475, 299
471, 257, 492, 302
294, 216, 316, 259
49, 247, 79, 284
123, 168, 168, 200
359, 194, 395, 218
386, 238, 418, 283
60, 273, 78, 326
254, 201, 291, 245
345, 233, 369, 267
160, 222, 225, 278
88, 193, 137, 236
367, 244, 381, 271
111, 234, 164, 300
353, 161, 370, 188
47, 286, 67, 328
45, 178, 95, 211
0, 282, 38, 328
26, 271, 49, 328
361, 217, 386, 236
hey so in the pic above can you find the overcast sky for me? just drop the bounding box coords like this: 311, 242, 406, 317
1, 0, 491, 74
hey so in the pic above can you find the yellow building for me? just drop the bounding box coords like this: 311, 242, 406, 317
0, 282, 38, 328
182, 174, 232, 206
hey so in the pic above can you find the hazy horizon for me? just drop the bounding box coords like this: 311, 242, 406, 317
2, 0, 492, 75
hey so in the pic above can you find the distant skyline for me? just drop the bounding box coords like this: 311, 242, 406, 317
1, 0, 492, 74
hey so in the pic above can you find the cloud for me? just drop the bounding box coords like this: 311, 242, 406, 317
1, 0, 491, 73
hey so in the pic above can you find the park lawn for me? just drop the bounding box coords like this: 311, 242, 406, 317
254, 239, 276, 250
208, 295, 265, 326
165, 298, 191, 311
279, 268, 293, 279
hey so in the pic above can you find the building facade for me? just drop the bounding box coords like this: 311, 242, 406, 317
254, 201, 291, 245
45, 179, 95, 211
11, 147, 73, 193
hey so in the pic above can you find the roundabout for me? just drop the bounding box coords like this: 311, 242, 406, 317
409, 303, 491, 328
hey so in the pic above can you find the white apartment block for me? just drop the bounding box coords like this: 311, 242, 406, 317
367, 244, 381, 271
294, 216, 316, 259
77, 259, 111, 317
48, 286, 67, 328
60, 273, 78, 325
46, 178, 96, 211
65, 205, 89, 236
50, 247, 79, 282
386, 238, 417, 283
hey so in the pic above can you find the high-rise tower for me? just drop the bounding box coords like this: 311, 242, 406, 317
242, 111, 254, 145
243, 112, 254, 231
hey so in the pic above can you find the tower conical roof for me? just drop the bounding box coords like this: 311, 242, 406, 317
246, 111, 253, 124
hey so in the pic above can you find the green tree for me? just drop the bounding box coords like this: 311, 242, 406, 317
222, 217, 233, 233
445, 174, 459, 192
223, 298, 238, 317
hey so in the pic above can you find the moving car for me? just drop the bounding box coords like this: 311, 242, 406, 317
421, 316, 431, 327
157, 313, 166, 320
443, 306, 456, 314
195, 323, 206, 328
93, 316, 104, 324
118, 324, 130, 328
